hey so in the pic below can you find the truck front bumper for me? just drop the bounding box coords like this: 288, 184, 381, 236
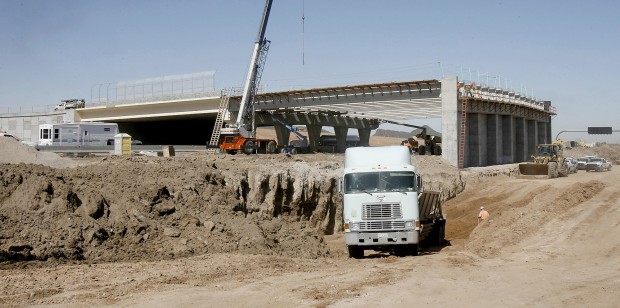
346, 230, 419, 246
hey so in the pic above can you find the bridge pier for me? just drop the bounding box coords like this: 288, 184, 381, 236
515, 117, 527, 162
334, 127, 349, 153
274, 122, 291, 148
501, 115, 515, 164
487, 114, 502, 165
357, 128, 371, 147
306, 125, 323, 151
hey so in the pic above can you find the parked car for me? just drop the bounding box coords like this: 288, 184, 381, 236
565, 157, 578, 173
585, 157, 612, 172
577, 156, 597, 170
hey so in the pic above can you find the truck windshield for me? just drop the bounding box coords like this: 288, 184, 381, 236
344, 171, 416, 194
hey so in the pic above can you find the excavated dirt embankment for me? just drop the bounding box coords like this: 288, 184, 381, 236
0, 138, 522, 265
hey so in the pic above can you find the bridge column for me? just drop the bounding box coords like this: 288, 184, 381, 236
274, 123, 291, 148
357, 128, 371, 147
306, 125, 323, 151
441, 76, 459, 167
501, 115, 514, 164
467, 113, 487, 167
487, 114, 502, 165
537, 121, 547, 145
546, 117, 552, 143
515, 117, 527, 162
527, 120, 538, 158
334, 127, 349, 153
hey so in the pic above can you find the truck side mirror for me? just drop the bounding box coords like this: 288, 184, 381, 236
338, 178, 343, 195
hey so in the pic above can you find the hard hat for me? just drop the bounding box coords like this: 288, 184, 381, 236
480, 206, 484, 210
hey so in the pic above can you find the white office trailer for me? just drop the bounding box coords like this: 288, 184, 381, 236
38, 123, 118, 146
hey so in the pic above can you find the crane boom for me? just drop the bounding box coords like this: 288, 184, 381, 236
235, 0, 273, 136
216, 0, 278, 155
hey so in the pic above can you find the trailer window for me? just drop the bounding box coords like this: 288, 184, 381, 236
54, 129, 59, 140
104, 128, 111, 132
41, 129, 50, 139
344, 171, 416, 194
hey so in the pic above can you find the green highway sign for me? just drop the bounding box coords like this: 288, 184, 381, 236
587, 127, 613, 134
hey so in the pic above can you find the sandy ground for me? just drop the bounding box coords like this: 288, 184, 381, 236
1, 138, 619, 307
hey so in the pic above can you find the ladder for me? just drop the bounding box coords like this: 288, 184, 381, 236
458, 98, 468, 169
207, 89, 230, 154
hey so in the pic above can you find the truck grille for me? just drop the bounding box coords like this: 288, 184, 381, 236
360, 220, 406, 230
362, 203, 402, 220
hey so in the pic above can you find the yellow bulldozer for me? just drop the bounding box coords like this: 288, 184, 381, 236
518, 143, 569, 178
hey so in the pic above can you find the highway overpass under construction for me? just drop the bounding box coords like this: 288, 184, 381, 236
0, 76, 555, 168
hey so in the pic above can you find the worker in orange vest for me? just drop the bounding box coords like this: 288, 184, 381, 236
478, 206, 490, 224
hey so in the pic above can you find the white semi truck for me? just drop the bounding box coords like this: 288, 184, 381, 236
340, 146, 445, 258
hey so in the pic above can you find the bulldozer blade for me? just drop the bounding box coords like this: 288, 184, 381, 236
519, 163, 549, 176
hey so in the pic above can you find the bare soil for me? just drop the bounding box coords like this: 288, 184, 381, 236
1, 138, 619, 307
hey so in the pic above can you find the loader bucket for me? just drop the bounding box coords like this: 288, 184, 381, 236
518, 163, 549, 176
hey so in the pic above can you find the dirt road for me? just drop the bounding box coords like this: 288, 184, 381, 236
2, 157, 618, 307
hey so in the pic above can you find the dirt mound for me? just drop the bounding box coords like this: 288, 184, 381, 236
0, 144, 469, 266
0, 138, 77, 168
444, 177, 606, 258
0, 156, 342, 264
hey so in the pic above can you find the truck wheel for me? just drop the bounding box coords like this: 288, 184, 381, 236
558, 163, 569, 177
266, 141, 277, 154
547, 162, 558, 178
436, 221, 446, 246
410, 244, 419, 256
434, 146, 442, 156
347, 245, 364, 259
418, 146, 426, 155
243, 140, 256, 155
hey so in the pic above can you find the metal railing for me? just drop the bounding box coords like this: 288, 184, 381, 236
90, 71, 218, 106
458, 83, 556, 114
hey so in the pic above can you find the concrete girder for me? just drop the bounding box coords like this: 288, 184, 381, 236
253, 112, 379, 130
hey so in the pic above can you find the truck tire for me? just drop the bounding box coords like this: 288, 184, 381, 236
558, 163, 569, 177
547, 162, 558, 178
418, 146, 426, 155
436, 220, 446, 246
266, 141, 277, 154
434, 145, 442, 156
243, 140, 256, 155
408, 244, 419, 256
347, 245, 364, 259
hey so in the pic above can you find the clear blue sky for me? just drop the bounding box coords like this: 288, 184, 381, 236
1, 0, 619, 142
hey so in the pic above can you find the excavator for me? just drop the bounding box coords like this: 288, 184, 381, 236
218, 0, 277, 154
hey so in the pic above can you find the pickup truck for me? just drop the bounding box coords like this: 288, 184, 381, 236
585, 157, 612, 172
577, 156, 597, 170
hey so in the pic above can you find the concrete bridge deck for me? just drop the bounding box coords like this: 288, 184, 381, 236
1, 76, 556, 168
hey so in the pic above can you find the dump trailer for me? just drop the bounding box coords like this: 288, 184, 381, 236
519, 143, 569, 178
340, 146, 445, 258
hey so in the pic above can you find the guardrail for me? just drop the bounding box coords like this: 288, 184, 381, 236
459, 84, 555, 114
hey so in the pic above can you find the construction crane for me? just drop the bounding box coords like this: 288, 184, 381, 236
218, 0, 277, 154
268, 112, 309, 154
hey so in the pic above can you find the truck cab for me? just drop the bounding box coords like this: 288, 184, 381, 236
340, 146, 445, 258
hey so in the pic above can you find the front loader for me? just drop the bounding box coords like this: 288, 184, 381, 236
518, 143, 569, 178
